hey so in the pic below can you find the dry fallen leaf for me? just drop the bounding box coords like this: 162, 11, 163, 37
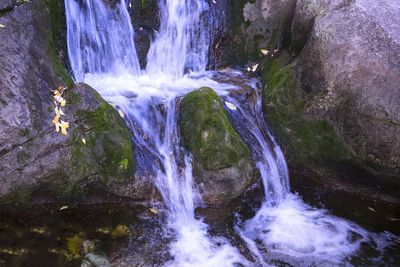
52, 114, 60, 124
60, 121, 69, 135
60, 99, 66, 107
261, 49, 269, 55
55, 122, 61, 132
54, 107, 65, 116
149, 208, 158, 214
59, 206, 69, 211
251, 64, 259, 72
81, 138, 86, 145
0, 24, 5, 28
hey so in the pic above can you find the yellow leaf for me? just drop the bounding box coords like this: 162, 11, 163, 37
53, 90, 61, 97
111, 225, 130, 238
260, 49, 269, 55
55, 122, 61, 132
52, 114, 60, 124
251, 64, 259, 72
60, 121, 69, 135
81, 138, 86, 145
57, 86, 66, 94
60, 99, 66, 107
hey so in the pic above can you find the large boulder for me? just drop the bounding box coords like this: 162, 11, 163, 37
180, 87, 256, 206
0, 1, 142, 206
291, 0, 400, 173
259, 0, 400, 232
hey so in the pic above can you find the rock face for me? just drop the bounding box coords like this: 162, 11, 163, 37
0, 1, 138, 205
0, 0, 15, 11
292, 0, 400, 173
180, 87, 255, 206
258, 0, 400, 231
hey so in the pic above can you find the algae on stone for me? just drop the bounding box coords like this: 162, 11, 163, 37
180, 87, 255, 206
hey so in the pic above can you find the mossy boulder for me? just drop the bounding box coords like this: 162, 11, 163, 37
180, 87, 255, 206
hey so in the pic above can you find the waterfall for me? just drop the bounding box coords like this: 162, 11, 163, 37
146, 0, 209, 77
65, 0, 140, 81
64, 0, 397, 266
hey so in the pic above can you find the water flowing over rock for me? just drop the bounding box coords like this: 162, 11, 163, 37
180, 87, 255, 206
146, 0, 209, 77
0, 1, 137, 205
65, 0, 141, 80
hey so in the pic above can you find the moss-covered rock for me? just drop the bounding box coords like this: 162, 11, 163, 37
262, 56, 354, 168
0, 1, 139, 207
180, 87, 255, 206
261, 55, 400, 232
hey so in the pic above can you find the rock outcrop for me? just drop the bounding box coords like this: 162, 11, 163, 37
258, 0, 400, 231
180, 87, 255, 206
292, 0, 400, 173
0, 1, 138, 206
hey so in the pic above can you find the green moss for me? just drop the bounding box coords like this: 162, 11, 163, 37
74, 102, 135, 182
180, 87, 250, 170
262, 58, 354, 166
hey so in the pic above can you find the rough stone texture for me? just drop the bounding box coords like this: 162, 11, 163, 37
0, 1, 141, 205
0, 0, 15, 11
292, 0, 400, 174
242, 0, 296, 50
180, 87, 255, 206
259, 0, 400, 232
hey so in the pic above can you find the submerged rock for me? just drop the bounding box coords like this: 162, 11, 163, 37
180, 87, 256, 206
0, 1, 139, 206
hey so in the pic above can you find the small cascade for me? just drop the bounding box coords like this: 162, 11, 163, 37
65, 0, 140, 81
64, 0, 399, 266
146, 0, 209, 77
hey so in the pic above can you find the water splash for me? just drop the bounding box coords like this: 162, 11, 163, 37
65, 0, 140, 81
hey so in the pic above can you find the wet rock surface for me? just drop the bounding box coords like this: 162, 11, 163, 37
180, 87, 256, 206
0, 1, 142, 206
257, 0, 400, 233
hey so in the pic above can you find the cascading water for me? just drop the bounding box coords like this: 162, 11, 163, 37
146, 0, 209, 77
65, 0, 140, 81
65, 0, 398, 266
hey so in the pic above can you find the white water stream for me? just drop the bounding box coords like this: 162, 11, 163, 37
65, 0, 398, 266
